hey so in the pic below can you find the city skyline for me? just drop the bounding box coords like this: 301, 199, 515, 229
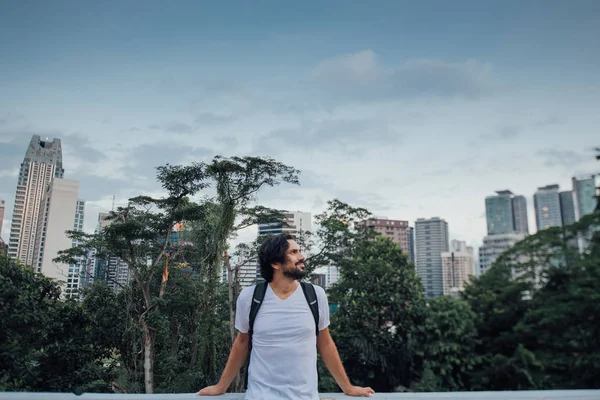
1, 1, 599, 251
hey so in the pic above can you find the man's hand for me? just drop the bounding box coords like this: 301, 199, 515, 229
195, 384, 226, 396
343, 385, 375, 397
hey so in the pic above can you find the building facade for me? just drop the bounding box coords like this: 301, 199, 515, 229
559, 191, 576, 227
441, 241, 476, 297
8, 135, 64, 266
478, 233, 527, 274
534, 185, 563, 230
32, 179, 84, 297
357, 218, 413, 261
572, 175, 597, 221
415, 217, 449, 298
485, 190, 529, 235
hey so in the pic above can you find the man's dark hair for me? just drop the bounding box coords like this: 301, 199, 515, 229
258, 233, 294, 282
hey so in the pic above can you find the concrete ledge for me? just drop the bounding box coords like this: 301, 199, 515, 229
1, 391, 600, 400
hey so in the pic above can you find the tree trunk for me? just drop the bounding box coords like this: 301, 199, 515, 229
141, 318, 155, 394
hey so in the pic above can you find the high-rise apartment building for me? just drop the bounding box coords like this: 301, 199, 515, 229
478, 233, 527, 274
415, 217, 449, 298
534, 185, 563, 230
485, 190, 529, 235
559, 191, 576, 227
8, 135, 64, 265
32, 179, 84, 297
441, 240, 476, 297
512, 195, 529, 234
572, 175, 597, 221
357, 218, 412, 261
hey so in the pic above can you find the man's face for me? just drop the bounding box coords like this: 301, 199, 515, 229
280, 240, 306, 280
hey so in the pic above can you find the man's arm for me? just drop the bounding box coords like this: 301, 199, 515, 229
317, 328, 374, 397
196, 332, 249, 396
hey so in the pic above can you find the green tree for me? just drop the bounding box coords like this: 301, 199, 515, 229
55, 163, 208, 393
328, 236, 424, 392
410, 297, 478, 392
0, 257, 119, 392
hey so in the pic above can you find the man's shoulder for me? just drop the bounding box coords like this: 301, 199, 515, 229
238, 281, 268, 303
305, 283, 328, 301
238, 284, 257, 304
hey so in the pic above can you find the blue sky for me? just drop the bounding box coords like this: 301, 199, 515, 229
1, 0, 599, 251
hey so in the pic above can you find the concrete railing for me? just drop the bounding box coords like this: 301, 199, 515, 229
1, 391, 600, 400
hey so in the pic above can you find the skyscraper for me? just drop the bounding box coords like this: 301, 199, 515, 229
572, 175, 597, 221
485, 190, 529, 235
8, 135, 64, 265
415, 217, 449, 298
32, 178, 84, 297
559, 191, 576, 227
357, 218, 412, 261
512, 195, 529, 234
534, 185, 563, 230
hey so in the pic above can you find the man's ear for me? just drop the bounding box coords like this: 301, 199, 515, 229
271, 262, 281, 271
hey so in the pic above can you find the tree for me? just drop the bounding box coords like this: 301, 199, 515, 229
0, 257, 119, 392
55, 163, 208, 393
513, 213, 600, 389
328, 236, 425, 392
410, 297, 478, 392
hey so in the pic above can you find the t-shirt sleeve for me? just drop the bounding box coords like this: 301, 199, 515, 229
316, 286, 330, 331
235, 287, 251, 333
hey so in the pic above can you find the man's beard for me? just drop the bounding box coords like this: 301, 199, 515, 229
282, 261, 307, 280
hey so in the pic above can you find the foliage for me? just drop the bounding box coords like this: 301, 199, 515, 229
411, 297, 478, 392
0, 258, 118, 392
328, 236, 424, 392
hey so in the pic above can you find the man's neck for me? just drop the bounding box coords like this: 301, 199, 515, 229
269, 275, 299, 300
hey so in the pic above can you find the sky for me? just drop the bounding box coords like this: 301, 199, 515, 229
1, 0, 599, 252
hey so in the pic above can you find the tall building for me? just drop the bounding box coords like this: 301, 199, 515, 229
0, 199, 5, 239
31, 179, 84, 297
8, 135, 64, 265
534, 185, 563, 230
408, 227, 415, 263
478, 233, 527, 274
559, 191, 576, 227
441, 240, 476, 297
357, 218, 412, 261
572, 175, 597, 221
485, 190, 529, 235
415, 217, 449, 298
512, 195, 529, 234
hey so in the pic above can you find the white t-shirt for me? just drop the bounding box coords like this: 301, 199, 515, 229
235, 282, 330, 400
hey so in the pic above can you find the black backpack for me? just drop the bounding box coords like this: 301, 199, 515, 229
244, 281, 320, 388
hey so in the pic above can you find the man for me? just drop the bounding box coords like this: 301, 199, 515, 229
197, 233, 374, 399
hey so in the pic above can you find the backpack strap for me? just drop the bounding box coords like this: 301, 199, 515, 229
249, 281, 268, 337
300, 282, 320, 337
245, 281, 268, 389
